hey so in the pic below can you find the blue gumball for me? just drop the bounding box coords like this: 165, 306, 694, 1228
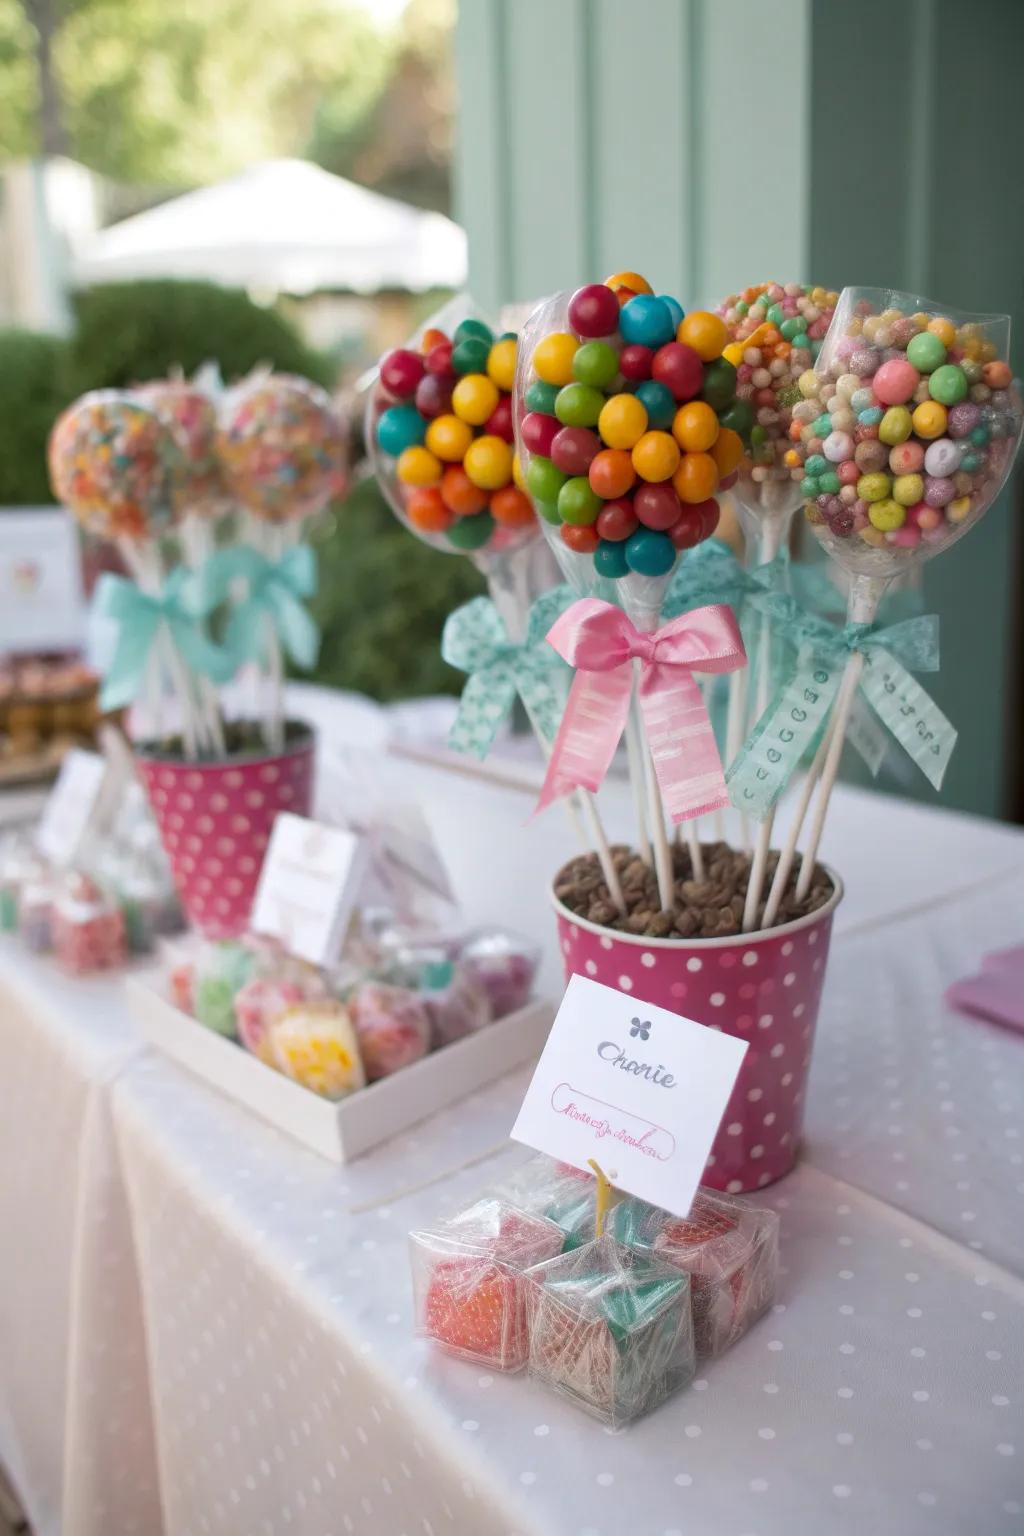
634, 379, 676, 430
594, 538, 629, 579
377, 404, 426, 457
625, 527, 675, 576
619, 295, 676, 350
657, 294, 685, 332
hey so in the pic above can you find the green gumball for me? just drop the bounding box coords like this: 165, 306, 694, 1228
928, 364, 968, 406
720, 397, 754, 439
558, 476, 602, 525
572, 341, 620, 389
451, 336, 491, 375
701, 358, 737, 412
446, 509, 495, 550
526, 456, 567, 504
906, 330, 946, 374
554, 383, 605, 428
525, 380, 560, 414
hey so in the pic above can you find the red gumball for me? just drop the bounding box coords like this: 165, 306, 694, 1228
550, 426, 601, 476
415, 373, 453, 420
561, 523, 600, 554
635, 482, 682, 531
485, 395, 514, 443
718, 470, 738, 491
668, 506, 704, 549
619, 345, 654, 382
596, 498, 638, 542
696, 496, 720, 539
380, 347, 424, 398
521, 411, 560, 457
425, 340, 455, 377
567, 283, 622, 339
651, 342, 703, 402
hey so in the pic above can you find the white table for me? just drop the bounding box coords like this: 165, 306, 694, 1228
3, 698, 1024, 1535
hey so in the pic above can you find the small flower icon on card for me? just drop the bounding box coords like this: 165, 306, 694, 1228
629, 1017, 651, 1041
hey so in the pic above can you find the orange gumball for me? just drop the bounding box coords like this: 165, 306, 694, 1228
407, 486, 453, 533
632, 430, 680, 484
672, 401, 719, 453
710, 427, 744, 478
588, 448, 635, 500
605, 270, 653, 296
420, 327, 448, 354
561, 522, 599, 554
677, 311, 728, 362
672, 451, 719, 504
490, 485, 534, 527
441, 465, 488, 516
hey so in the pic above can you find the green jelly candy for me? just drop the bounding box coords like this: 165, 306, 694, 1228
558, 476, 602, 525
906, 330, 946, 373
526, 456, 567, 503
453, 317, 493, 347
701, 358, 737, 412
818, 471, 840, 494
451, 337, 490, 375
555, 382, 605, 428
929, 364, 968, 406
447, 509, 495, 550
804, 453, 827, 476
573, 341, 620, 389
801, 476, 820, 498
812, 413, 832, 438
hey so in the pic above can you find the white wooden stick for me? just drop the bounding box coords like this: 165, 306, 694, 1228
795, 650, 864, 901
120, 540, 203, 759
741, 521, 783, 931
578, 789, 627, 916
625, 678, 652, 867
639, 730, 675, 912
760, 721, 833, 930
724, 665, 750, 850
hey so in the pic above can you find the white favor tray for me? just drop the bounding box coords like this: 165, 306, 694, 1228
126, 970, 553, 1163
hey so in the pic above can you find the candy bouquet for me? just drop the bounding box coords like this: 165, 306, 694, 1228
48, 370, 349, 937
410, 1153, 779, 1425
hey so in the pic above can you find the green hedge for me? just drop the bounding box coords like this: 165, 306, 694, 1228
0, 330, 74, 504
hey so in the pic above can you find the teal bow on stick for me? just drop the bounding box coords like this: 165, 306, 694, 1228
191, 543, 320, 670
727, 598, 957, 818
441, 586, 573, 760
662, 538, 788, 621
93, 569, 235, 711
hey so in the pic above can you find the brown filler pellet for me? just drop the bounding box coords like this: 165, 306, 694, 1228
554, 842, 834, 939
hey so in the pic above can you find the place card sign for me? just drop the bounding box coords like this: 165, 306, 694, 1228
511, 974, 747, 1218
36, 748, 107, 866
249, 812, 366, 966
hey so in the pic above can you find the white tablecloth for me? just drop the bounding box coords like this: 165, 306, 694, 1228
3, 703, 1024, 1535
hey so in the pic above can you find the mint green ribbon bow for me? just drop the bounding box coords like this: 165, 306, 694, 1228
662, 538, 789, 620
727, 601, 957, 817
441, 586, 573, 760
93, 569, 236, 711
192, 544, 320, 670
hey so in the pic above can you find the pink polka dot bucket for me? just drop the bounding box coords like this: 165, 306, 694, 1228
136, 727, 315, 939
551, 870, 843, 1193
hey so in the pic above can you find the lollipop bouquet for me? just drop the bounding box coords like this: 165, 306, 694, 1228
48, 370, 349, 936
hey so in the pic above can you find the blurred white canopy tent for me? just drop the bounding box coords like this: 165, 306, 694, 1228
71, 158, 467, 295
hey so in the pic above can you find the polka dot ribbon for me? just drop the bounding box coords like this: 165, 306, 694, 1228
92, 568, 237, 710
727, 601, 956, 817
441, 586, 574, 760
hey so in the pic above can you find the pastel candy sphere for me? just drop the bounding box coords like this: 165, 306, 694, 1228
567, 283, 621, 338
868, 498, 906, 532
923, 438, 960, 478
823, 430, 853, 463
878, 406, 912, 446
872, 359, 920, 405
924, 476, 955, 507
857, 472, 891, 503
912, 401, 948, 439
854, 439, 888, 474
888, 441, 925, 475
906, 331, 946, 373
624, 527, 675, 576
620, 294, 677, 349
928, 364, 968, 406
892, 473, 924, 506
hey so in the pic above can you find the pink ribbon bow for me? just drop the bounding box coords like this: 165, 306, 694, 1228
537, 598, 746, 823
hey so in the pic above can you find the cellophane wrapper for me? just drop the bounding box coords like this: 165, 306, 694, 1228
523, 1234, 695, 1427
409, 1198, 563, 1371
455, 926, 540, 1019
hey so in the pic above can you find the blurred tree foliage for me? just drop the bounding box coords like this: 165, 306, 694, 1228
0, 328, 72, 502
2, 0, 453, 211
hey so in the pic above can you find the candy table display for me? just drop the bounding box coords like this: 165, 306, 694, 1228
410, 1198, 564, 1370
523, 1234, 696, 1427
514, 272, 748, 908
761, 288, 1023, 925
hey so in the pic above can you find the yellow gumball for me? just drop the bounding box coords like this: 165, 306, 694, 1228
632, 430, 680, 483
425, 413, 474, 463
605, 270, 653, 295
672, 401, 719, 453
533, 332, 579, 387
463, 434, 513, 490
452, 373, 500, 426
598, 393, 648, 451
396, 445, 442, 487
912, 400, 947, 440
512, 450, 526, 492
486, 337, 517, 392
677, 310, 728, 362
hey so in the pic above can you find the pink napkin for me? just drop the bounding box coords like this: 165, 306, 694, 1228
946, 944, 1024, 1033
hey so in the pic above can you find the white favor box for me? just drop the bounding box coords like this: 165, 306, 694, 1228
126, 970, 553, 1163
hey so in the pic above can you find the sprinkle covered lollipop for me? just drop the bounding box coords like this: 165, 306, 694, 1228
48, 391, 184, 542
367, 311, 536, 559
800, 288, 1023, 576
138, 379, 226, 519
219, 374, 349, 522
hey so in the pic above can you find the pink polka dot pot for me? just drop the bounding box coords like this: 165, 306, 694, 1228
551, 870, 843, 1193
135, 725, 315, 940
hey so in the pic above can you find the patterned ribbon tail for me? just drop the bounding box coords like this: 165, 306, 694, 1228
94, 576, 162, 711
859, 648, 956, 790
726, 647, 845, 819
846, 692, 889, 778
637, 661, 730, 822
535, 657, 632, 812
447, 664, 518, 760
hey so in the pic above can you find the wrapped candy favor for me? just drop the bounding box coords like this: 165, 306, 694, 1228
192, 940, 258, 1037
456, 928, 539, 1019
52, 873, 127, 975
234, 976, 311, 1065
523, 1234, 695, 1427
348, 981, 430, 1081
18, 872, 56, 954
269, 1000, 366, 1100
410, 1199, 563, 1371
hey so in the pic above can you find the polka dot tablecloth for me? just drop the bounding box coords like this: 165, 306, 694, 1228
106, 867, 1024, 1536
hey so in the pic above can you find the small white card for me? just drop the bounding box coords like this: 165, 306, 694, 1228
249, 812, 366, 966
511, 975, 748, 1218
36, 748, 107, 866
0, 508, 87, 652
